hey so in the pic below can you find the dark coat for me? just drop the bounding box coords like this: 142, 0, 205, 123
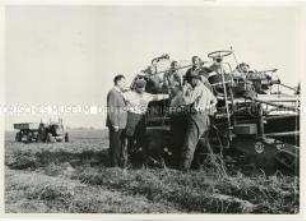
106, 87, 127, 129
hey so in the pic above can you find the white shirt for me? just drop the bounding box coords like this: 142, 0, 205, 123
123, 91, 168, 115
183, 82, 217, 113
232, 69, 247, 80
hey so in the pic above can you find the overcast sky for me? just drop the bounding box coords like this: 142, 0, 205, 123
5, 5, 302, 130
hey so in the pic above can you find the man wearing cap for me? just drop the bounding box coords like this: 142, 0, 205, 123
144, 59, 164, 94
185, 56, 203, 84
163, 60, 184, 97
122, 78, 169, 166
106, 74, 128, 167
185, 56, 213, 93
231, 63, 257, 98
180, 73, 217, 170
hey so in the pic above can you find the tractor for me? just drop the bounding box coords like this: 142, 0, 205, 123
14, 119, 69, 143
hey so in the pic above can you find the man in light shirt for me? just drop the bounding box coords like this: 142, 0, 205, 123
123, 78, 169, 166
180, 73, 217, 170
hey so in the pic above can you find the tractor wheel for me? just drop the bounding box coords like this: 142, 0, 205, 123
46, 133, 56, 143
37, 133, 42, 142
37, 129, 45, 142
15, 132, 22, 142
64, 133, 69, 142
26, 131, 34, 143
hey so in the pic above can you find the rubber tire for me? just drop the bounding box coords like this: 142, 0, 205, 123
47, 133, 56, 143
15, 132, 22, 142
27, 131, 34, 143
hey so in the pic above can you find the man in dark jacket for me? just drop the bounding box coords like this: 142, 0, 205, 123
106, 74, 127, 167
185, 56, 213, 92
185, 56, 202, 84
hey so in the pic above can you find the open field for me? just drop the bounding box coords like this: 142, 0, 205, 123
5, 129, 299, 213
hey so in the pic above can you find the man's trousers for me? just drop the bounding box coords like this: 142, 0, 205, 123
180, 111, 210, 170
108, 127, 126, 167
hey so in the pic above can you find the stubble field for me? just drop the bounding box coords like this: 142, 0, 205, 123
4, 129, 299, 213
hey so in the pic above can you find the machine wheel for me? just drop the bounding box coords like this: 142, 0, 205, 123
229, 137, 278, 173
64, 133, 69, 142
37, 128, 47, 142
208, 50, 233, 59
273, 141, 299, 174
254, 141, 265, 154
26, 131, 34, 143
15, 132, 22, 142
46, 133, 56, 143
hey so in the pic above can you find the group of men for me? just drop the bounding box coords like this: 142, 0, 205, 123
106, 75, 168, 168
106, 55, 218, 170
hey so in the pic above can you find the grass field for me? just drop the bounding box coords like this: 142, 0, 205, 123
5, 129, 299, 213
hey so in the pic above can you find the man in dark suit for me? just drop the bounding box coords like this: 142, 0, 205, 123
106, 74, 127, 167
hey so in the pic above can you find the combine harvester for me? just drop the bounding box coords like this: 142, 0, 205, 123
137, 49, 300, 173
205, 49, 299, 173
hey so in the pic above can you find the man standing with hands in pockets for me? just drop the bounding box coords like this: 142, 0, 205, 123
106, 74, 128, 167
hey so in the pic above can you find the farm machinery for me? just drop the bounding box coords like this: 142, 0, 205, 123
14, 119, 69, 143
204, 49, 299, 173
137, 49, 300, 173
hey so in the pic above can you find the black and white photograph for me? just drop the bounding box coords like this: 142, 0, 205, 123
1, 1, 305, 218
